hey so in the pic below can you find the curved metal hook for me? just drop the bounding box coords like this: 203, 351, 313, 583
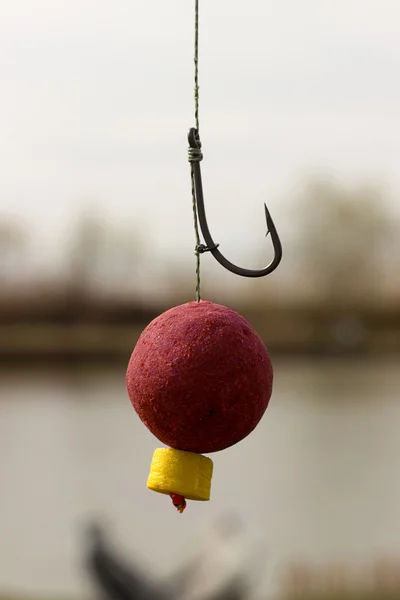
188, 128, 283, 278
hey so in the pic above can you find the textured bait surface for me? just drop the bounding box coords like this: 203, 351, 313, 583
126, 300, 273, 454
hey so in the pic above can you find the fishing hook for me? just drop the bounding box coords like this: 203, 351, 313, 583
188, 127, 283, 278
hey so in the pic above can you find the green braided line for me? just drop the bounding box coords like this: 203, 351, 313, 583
190, 0, 201, 302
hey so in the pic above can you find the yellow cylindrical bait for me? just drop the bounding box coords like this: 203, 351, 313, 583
147, 447, 213, 502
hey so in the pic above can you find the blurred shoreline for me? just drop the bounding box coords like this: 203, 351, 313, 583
1, 292, 400, 364
1, 179, 400, 364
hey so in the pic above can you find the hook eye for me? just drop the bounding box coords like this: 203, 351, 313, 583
188, 128, 201, 149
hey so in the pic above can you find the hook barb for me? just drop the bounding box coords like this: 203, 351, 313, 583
188, 127, 282, 278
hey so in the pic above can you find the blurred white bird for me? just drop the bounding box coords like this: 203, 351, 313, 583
170, 513, 267, 600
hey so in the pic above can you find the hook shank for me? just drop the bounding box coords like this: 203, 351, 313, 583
188, 128, 282, 278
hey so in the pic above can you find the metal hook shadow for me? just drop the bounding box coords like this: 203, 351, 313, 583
188, 128, 282, 278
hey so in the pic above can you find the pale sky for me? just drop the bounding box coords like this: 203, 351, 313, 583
1, 0, 400, 275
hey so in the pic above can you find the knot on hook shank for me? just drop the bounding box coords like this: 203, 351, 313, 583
195, 242, 220, 256
188, 128, 203, 163
188, 146, 203, 163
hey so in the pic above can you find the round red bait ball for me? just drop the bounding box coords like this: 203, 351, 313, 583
126, 300, 273, 454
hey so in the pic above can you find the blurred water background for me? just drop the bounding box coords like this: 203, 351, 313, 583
1, 1, 400, 599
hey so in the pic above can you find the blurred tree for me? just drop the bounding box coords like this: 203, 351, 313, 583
0, 220, 28, 284
292, 180, 395, 306
68, 210, 148, 300
68, 212, 103, 298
